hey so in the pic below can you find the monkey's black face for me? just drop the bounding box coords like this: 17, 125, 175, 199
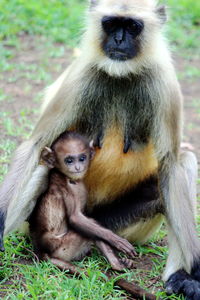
101, 16, 144, 61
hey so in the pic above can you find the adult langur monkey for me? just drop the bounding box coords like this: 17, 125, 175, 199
0, 0, 199, 298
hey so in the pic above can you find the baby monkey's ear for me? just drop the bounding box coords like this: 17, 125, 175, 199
89, 140, 95, 160
41, 147, 56, 169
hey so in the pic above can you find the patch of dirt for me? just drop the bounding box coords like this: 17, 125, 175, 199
0, 257, 33, 298
0, 34, 73, 145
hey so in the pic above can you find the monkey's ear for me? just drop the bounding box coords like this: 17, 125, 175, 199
89, 140, 95, 160
41, 147, 55, 169
156, 5, 167, 24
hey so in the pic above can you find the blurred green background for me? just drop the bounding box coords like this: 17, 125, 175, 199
0, 1, 199, 299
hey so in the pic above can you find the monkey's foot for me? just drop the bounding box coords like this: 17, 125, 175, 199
191, 260, 200, 281
165, 269, 200, 300
48, 257, 83, 276
109, 257, 134, 271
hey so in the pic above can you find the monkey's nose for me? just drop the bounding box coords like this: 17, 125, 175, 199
75, 165, 80, 171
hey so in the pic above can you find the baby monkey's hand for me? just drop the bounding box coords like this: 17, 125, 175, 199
108, 233, 137, 258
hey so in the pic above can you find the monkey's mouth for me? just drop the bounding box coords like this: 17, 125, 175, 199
108, 50, 131, 61
69, 171, 86, 178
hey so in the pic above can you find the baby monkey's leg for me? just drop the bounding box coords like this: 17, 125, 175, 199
42, 231, 91, 275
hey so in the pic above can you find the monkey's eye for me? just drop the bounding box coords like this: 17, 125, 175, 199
102, 16, 117, 33
126, 20, 144, 35
64, 157, 74, 165
79, 154, 87, 162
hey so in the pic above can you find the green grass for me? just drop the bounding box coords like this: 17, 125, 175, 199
0, 232, 176, 300
0, 0, 86, 45
166, 0, 200, 55
0, 0, 199, 299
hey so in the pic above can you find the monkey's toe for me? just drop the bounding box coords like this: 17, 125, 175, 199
110, 260, 126, 272
120, 258, 135, 269
165, 269, 200, 300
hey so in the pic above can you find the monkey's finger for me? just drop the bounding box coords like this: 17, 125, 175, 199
116, 240, 136, 257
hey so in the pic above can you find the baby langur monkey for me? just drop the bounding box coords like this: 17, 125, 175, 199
29, 131, 135, 273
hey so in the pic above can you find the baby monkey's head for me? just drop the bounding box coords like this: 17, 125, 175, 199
41, 131, 94, 180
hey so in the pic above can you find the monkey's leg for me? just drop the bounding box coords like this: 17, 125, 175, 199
160, 151, 200, 299
96, 241, 134, 271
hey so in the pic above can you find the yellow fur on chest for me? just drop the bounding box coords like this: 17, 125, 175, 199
85, 128, 158, 209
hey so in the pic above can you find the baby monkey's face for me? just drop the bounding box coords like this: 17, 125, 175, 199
55, 140, 91, 180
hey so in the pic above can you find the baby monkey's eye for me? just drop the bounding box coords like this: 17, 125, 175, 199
65, 157, 74, 165
79, 154, 87, 162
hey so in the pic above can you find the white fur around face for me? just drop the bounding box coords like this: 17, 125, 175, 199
96, 56, 141, 77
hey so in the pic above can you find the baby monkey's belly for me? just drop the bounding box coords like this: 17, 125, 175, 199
84, 127, 158, 209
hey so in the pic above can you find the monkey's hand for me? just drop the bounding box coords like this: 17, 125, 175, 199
108, 234, 136, 258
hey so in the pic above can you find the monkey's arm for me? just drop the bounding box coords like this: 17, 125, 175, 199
68, 211, 135, 257
61, 181, 135, 256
